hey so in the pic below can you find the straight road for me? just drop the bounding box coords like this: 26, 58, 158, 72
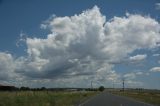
80, 91, 154, 106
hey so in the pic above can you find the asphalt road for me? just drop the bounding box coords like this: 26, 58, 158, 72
80, 91, 154, 106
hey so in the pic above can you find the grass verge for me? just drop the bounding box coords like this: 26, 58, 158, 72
0, 91, 98, 106
110, 90, 160, 106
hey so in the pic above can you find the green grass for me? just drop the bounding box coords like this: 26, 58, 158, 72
0, 91, 98, 106
111, 90, 160, 106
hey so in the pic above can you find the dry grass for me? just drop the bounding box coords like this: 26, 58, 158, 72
111, 90, 160, 106
0, 91, 98, 106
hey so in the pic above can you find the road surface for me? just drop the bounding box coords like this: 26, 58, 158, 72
80, 91, 154, 106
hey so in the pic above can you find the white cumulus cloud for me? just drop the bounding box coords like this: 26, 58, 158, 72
129, 54, 147, 62
0, 53, 13, 79
155, 3, 160, 10
0, 6, 160, 87
150, 67, 160, 72
153, 53, 160, 56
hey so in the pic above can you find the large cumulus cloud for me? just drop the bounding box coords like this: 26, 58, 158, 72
0, 52, 15, 80
0, 6, 160, 87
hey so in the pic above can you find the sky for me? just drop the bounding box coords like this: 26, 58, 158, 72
0, 0, 160, 89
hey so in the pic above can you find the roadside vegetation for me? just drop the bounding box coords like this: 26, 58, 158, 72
0, 91, 98, 106
98, 86, 105, 92
110, 89, 160, 106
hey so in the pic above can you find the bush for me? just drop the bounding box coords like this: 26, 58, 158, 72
98, 86, 105, 92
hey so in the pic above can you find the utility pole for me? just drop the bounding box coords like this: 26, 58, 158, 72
91, 81, 93, 89
113, 81, 114, 89
122, 78, 125, 92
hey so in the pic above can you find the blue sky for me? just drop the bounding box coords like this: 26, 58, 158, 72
0, 0, 159, 55
0, 0, 160, 89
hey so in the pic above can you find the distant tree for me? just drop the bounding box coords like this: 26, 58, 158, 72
41, 87, 46, 90
98, 86, 105, 92
20, 86, 30, 91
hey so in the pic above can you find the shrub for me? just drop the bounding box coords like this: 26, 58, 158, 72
98, 86, 105, 92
